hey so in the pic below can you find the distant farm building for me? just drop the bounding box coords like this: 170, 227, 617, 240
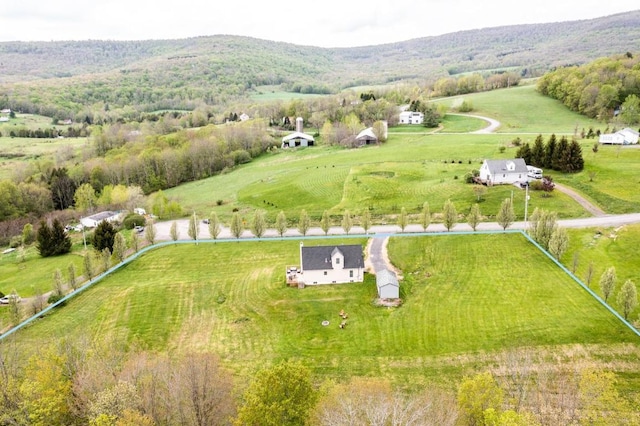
282, 117, 315, 148
287, 243, 364, 286
80, 211, 123, 228
355, 127, 378, 146
479, 158, 528, 185
599, 128, 639, 145
399, 111, 424, 125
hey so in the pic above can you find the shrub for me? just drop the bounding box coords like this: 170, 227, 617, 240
47, 294, 65, 305
499, 146, 506, 153
216, 199, 224, 206
122, 214, 146, 230
10, 236, 22, 248
457, 100, 474, 112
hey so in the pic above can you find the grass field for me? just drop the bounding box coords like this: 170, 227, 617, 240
0, 113, 70, 132
7, 234, 639, 387
169, 134, 588, 223
433, 85, 601, 133
551, 144, 640, 214
0, 136, 89, 180
563, 224, 640, 308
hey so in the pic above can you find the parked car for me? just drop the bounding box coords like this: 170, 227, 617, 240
0, 294, 21, 304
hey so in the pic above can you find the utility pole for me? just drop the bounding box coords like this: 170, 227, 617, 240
523, 183, 530, 232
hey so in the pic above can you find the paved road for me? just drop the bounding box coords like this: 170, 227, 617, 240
151, 213, 640, 242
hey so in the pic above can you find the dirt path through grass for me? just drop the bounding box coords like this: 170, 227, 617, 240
554, 183, 606, 217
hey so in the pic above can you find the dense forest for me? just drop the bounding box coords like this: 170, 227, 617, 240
537, 53, 640, 122
0, 11, 639, 120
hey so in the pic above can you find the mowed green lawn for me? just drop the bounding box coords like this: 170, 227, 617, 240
432, 84, 602, 133
9, 234, 638, 385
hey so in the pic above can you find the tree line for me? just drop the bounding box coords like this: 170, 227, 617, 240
0, 339, 636, 425
537, 52, 640, 123
515, 134, 584, 173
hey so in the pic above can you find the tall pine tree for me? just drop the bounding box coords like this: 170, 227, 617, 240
552, 136, 569, 171
543, 134, 557, 169
36, 219, 71, 257
530, 134, 545, 167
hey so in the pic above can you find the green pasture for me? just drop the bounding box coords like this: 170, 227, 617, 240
0, 113, 72, 131
0, 136, 89, 180
433, 85, 601, 133
168, 133, 587, 223
7, 234, 639, 386
551, 143, 640, 214
0, 242, 86, 299
564, 224, 640, 309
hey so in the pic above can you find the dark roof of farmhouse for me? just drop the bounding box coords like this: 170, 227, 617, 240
301, 245, 364, 270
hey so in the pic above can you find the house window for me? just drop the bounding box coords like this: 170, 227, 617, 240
349, 270, 353, 278
324, 271, 327, 276
335, 258, 340, 264
503, 174, 506, 177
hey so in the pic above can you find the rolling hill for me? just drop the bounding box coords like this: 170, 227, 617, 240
0, 11, 639, 116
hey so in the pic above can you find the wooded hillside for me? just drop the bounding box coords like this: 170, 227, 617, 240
0, 11, 639, 118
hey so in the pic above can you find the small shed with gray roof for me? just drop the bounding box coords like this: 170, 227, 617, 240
376, 269, 399, 299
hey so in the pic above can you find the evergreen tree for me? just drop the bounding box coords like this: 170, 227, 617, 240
36, 219, 72, 257
515, 143, 532, 165
552, 136, 569, 171
530, 134, 546, 168
543, 134, 557, 169
93, 221, 117, 253
563, 139, 585, 172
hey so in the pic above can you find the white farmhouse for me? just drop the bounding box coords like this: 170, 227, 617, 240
399, 111, 424, 124
289, 244, 364, 286
599, 128, 639, 145
479, 158, 528, 185
80, 211, 122, 228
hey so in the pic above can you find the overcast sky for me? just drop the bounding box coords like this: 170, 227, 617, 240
0, 1, 638, 47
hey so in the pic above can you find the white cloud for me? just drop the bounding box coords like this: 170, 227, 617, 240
0, 1, 637, 47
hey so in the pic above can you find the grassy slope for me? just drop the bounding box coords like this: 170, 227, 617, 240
169, 133, 586, 223
433, 85, 602, 133
8, 234, 639, 387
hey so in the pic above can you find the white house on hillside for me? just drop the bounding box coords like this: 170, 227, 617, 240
287, 243, 364, 286
399, 111, 424, 124
599, 128, 639, 145
479, 158, 528, 185
80, 211, 123, 228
